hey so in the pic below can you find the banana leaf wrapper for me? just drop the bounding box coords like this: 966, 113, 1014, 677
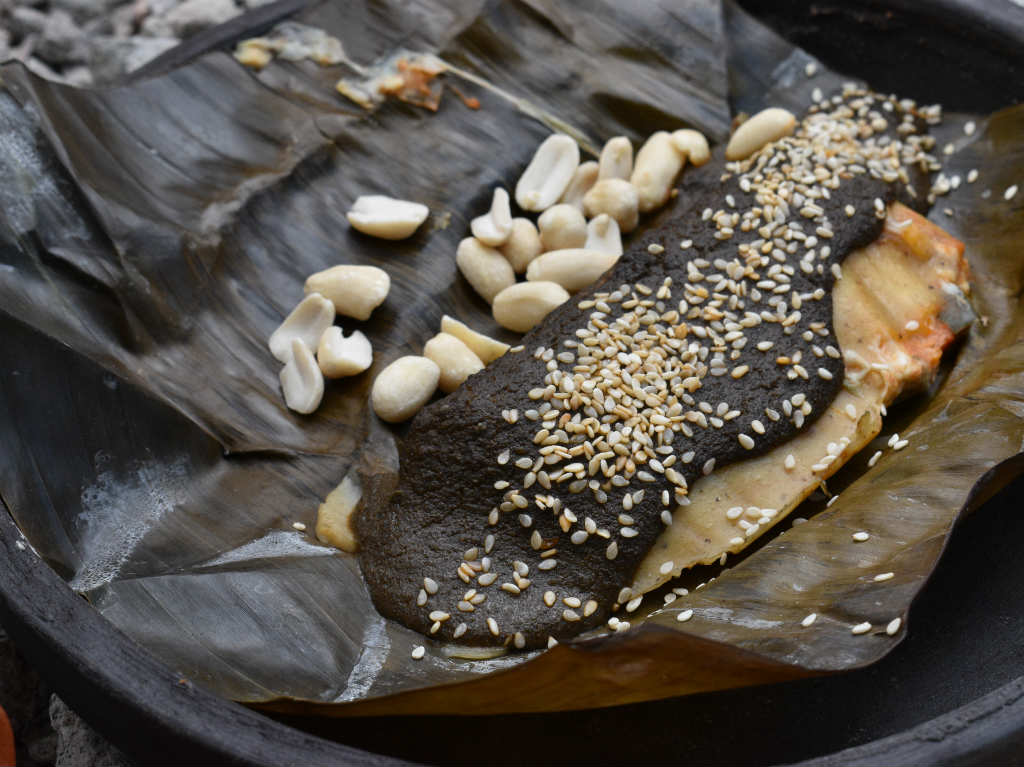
0, 0, 1021, 715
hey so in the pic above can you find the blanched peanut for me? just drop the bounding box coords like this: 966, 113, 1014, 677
537, 204, 587, 252
558, 160, 598, 210
280, 339, 325, 414
423, 332, 484, 392
671, 129, 711, 166
316, 326, 372, 378
441, 315, 510, 364
456, 237, 516, 303
304, 265, 389, 321
470, 187, 513, 247
584, 214, 622, 256
346, 195, 429, 240
499, 218, 543, 274
315, 473, 361, 552
583, 178, 639, 233
598, 136, 633, 180
492, 281, 570, 333
269, 292, 336, 363
725, 107, 796, 161
371, 356, 440, 423
515, 134, 580, 212
525, 248, 619, 293
631, 131, 683, 213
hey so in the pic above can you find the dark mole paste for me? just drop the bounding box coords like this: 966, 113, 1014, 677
357, 93, 935, 649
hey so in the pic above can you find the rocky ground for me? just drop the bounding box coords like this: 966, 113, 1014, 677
0, 0, 274, 86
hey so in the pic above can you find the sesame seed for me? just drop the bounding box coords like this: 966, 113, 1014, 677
845, 404, 858, 419
893, 439, 909, 451
1005, 184, 1018, 201
851, 622, 872, 635
868, 450, 882, 467
676, 609, 694, 622
562, 609, 581, 622
886, 618, 902, 635
487, 617, 500, 636
424, 577, 439, 594
411, 645, 426, 659
784, 454, 796, 471
738, 433, 755, 449
547, 636, 558, 648
801, 613, 817, 627
905, 320, 919, 332
967, 169, 978, 183
648, 243, 665, 254
852, 531, 870, 542
417, 589, 428, 606
805, 62, 817, 77
964, 120, 976, 136
817, 367, 833, 380
659, 560, 675, 575
874, 572, 895, 582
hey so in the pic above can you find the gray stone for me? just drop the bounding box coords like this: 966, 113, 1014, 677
163, 0, 239, 38
147, 0, 182, 16
25, 55, 64, 81
89, 35, 178, 83
50, 697, 133, 767
10, 32, 38, 62
138, 13, 173, 39
50, 0, 122, 24
36, 9, 91, 65
8, 7, 49, 41
110, 1, 145, 38
62, 65, 95, 87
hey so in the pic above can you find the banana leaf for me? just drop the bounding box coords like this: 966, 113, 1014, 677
0, 0, 1021, 716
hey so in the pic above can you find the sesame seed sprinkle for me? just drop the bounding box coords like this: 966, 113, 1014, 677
852, 531, 870, 542
886, 618, 902, 635
411, 645, 425, 659
410, 88, 951, 649
801, 613, 817, 627
1005, 184, 1018, 201
676, 609, 694, 623
851, 622, 872, 635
